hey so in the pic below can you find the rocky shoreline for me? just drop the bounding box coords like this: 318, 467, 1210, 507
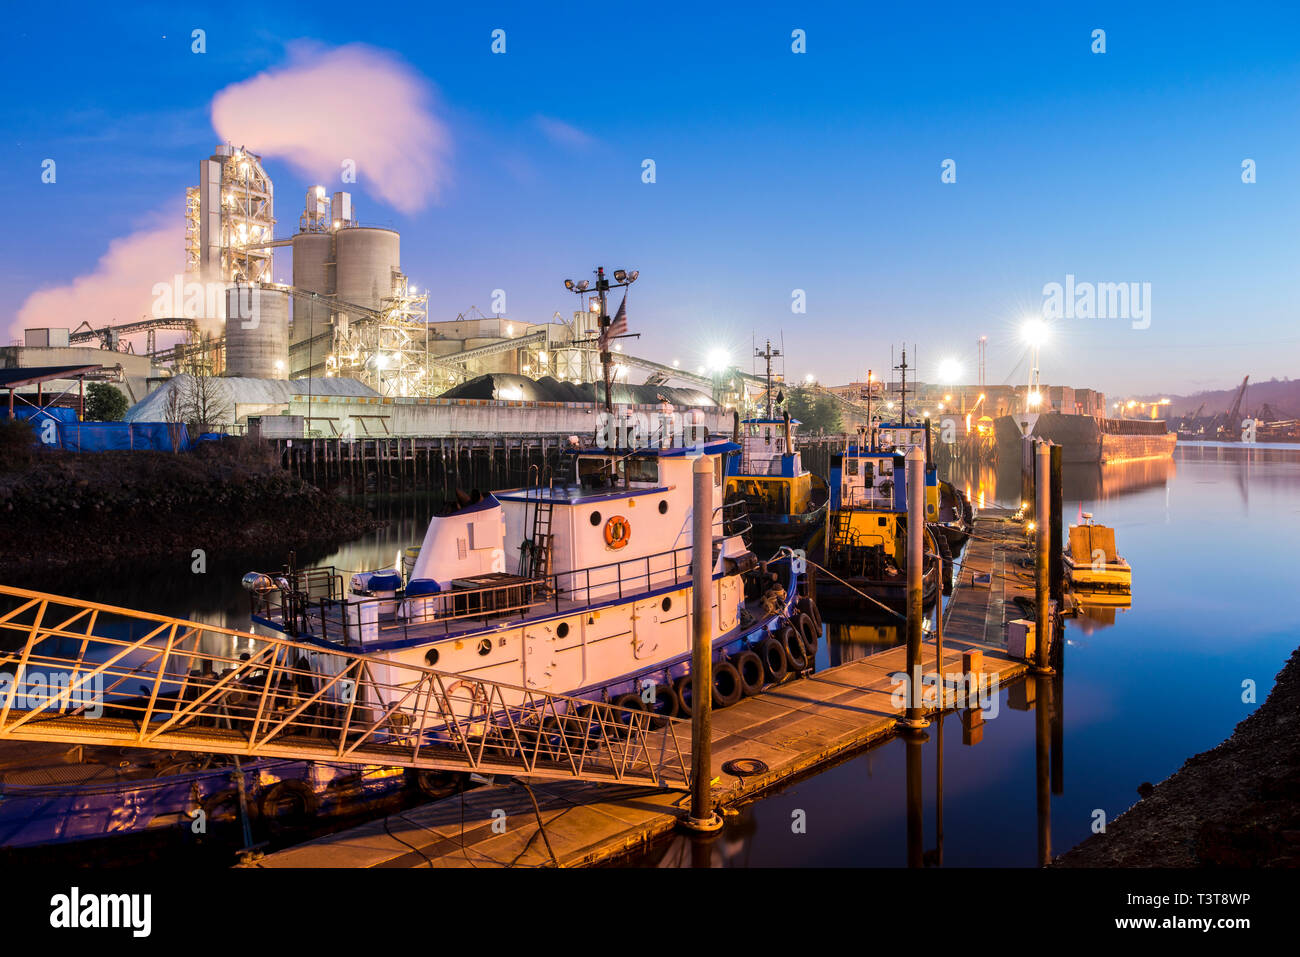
0, 436, 381, 586
1057, 646, 1300, 867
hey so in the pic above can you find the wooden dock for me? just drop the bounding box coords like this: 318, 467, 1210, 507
249, 509, 1038, 869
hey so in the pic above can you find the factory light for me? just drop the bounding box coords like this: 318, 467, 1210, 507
707, 349, 731, 372
506, 324, 514, 336
804, 373, 815, 383
589, 300, 600, 313
576, 280, 590, 292
672, 359, 680, 368
1022, 319, 1048, 347
564, 279, 575, 290
1028, 392, 1042, 407
613, 269, 627, 282
937, 359, 962, 384
614, 343, 622, 352
627, 271, 639, 282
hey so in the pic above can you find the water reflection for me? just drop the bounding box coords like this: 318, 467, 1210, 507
950, 455, 1178, 511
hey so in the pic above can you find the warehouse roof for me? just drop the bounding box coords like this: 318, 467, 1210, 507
439, 374, 716, 407
126, 375, 379, 423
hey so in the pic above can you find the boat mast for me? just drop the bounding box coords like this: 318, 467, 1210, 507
755, 339, 781, 419
894, 347, 910, 427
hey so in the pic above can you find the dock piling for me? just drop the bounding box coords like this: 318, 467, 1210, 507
901, 446, 929, 730
1034, 441, 1054, 674
682, 454, 723, 833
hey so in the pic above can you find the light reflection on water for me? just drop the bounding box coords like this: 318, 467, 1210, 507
12, 444, 1299, 865
633, 442, 1300, 867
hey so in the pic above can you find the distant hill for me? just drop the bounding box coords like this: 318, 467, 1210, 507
1138, 378, 1300, 419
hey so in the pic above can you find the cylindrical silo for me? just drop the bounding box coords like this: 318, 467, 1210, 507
291, 231, 334, 348
226, 285, 289, 378
335, 227, 400, 315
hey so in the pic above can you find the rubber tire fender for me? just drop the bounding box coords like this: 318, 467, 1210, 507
794, 612, 820, 661
757, 636, 790, 683
674, 674, 696, 717
732, 650, 765, 696
646, 682, 680, 728
712, 660, 744, 709
259, 779, 318, 835
611, 692, 646, 735
796, 596, 823, 633
780, 624, 808, 671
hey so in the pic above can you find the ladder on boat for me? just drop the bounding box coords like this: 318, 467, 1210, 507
0, 586, 691, 791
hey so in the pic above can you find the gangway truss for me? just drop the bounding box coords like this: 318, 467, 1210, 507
0, 586, 690, 791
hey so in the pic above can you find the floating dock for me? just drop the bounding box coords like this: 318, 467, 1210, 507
250, 508, 1038, 868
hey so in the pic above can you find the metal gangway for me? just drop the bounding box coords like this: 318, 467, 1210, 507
0, 586, 691, 791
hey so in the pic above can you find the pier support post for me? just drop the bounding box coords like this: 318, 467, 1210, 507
682, 453, 722, 833
900, 446, 929, 730
1033, 441, 1054, 674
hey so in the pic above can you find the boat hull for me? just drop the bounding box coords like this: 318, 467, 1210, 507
813, 562, 942, 615
995, 412, 1176, 465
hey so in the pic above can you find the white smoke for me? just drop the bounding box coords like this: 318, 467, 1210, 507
12, 207, 184, 341
211, 43, 450, 213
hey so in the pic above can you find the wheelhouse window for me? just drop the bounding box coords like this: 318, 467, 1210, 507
626, 457, 659, 484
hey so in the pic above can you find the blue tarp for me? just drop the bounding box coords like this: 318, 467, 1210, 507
13, 406, 78, 424
42, 422, 192, 452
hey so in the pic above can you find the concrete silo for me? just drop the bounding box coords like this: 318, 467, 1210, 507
291, 231, 334, 351
226, 285, 290, 378
335, 227, 400, 313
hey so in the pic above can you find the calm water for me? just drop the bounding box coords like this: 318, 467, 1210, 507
636, 442, 1300, 866
20, 445, 1300, 865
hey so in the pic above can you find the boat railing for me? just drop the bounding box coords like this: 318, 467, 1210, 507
841, 485, 897, 510
251, 532, 742, 648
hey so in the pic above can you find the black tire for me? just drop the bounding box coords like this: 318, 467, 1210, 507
646, 682, 680, 728
674, 674, 697, 717
712, 660, 744, 709
794, 612, 820, 661
200, 788, 257, 834
781, 624, 808, 671
611, 692, 645, 736
796, 596, 823, 633
733, 650, 765, 696
259, 780, 318, 835
408, 768, 462, 800
757, 636, 789, 683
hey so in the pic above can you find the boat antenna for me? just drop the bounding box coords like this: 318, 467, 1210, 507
894, 346, 910, 426
755, 339, 781, 419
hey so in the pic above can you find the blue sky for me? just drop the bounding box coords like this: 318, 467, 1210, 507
3, 1, 1298, 396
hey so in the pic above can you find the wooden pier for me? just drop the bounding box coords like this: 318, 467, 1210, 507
249, 508, 1039, 869
270, 433, 569, 494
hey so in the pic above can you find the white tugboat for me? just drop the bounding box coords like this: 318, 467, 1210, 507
246, 438, 822, 726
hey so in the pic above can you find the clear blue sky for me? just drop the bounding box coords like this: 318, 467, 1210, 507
3, 1, 1298, 397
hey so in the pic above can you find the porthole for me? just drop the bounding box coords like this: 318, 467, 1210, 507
477, 638, 492, 656
589, 511, 602, 527
661, 597, 672, 612
425, 648, 440, 666
658, 500, 668, 514
557, 622, 570, 638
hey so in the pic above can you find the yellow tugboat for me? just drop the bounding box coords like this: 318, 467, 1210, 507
722, 340, 829, 556
723, 413, 829, 555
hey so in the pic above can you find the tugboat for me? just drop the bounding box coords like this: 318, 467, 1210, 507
723, 340, 829, 556
724, 414, 829, 555
247, 431, 823, 729
1064, 512, 1132, 594
818, 442, 942, 614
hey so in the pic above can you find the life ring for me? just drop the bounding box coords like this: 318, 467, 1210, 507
604, 515, 631, 549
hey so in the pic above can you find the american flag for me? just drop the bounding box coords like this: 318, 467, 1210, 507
599, 293, 628, 351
